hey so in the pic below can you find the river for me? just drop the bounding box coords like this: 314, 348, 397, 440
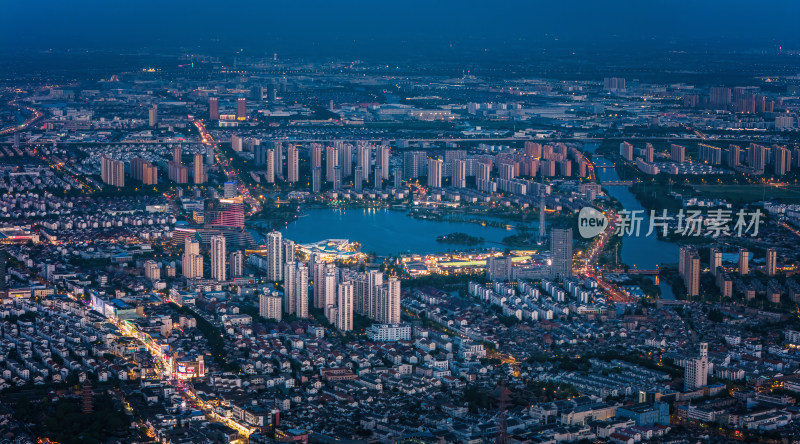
585, 142, 679, 299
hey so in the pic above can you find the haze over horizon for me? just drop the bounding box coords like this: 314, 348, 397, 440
3, 0, 800, 58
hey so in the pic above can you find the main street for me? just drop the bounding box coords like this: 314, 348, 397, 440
578, 209, 635, 303
102, 303, 256, 438
0, 100, 44, 136
193, 118, 263, 215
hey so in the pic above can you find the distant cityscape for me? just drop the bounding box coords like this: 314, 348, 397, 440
1, 15, 800, 443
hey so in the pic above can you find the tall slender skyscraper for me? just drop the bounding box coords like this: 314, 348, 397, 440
149, 105, 158, 128
710, 247, 722, 277
283, 239, 296, 264
323, 265, 337, 319
538, 194, 546, 243
193, 154, 205, 184
312, 167, 322, 193
265, 148, 276, 184
295, 263, 309, 318
284, 262, 297, 314
367, 270, 383, 320
393, 167, 402, 189
766, 248, 777, 276
336, 281, 354, 331
357, 144, 371, 174
266, 231, 283, 281
326, 146, 339, 182
338, 142, 353, 178
550, 228, 573, 279
738, 248, 749, 275
685, 251, 701, 297
679, 246, 687, 276
476, 162, 491, 192
333, 166, 342, 191
313, 260, 327, 309
274, 142, 284, 180
237, 98, 247, 120
183, 235, 203, 279
287, 144, 299, 183
229, 250, 244, 278
427, 158, 443, 188
374, 165, 382, 189
385, 277, 401, 324
452, 159, 466, 188
209, 97, 219, 120
354, 166, 363, 191
310, 143, 323, 169
210, 235, 226, 281
377, 145, 390, 180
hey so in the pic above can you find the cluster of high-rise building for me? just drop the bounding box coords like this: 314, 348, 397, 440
301, 141, 392, 191
130, 157, 158, 185
179, 228, 245, 283
210, 138, 591, 197
253, 231, 401, 331
726, 143, 795, 175
624, 139, 795, 178
252, 141, 298, 184
397, 142, 587, 194
682, 245, 778, 300
168, 146, 190, 184
683, 86, 777, 114
100, 154, 125, 187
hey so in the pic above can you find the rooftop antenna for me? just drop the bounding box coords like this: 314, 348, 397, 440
538, 194, 546, 243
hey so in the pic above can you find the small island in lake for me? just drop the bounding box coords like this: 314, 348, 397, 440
436, 232, 485, 245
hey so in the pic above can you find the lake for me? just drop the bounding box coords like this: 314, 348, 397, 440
279, 208, 518, 256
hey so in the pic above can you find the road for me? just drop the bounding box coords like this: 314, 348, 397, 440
0, 101, 44, 136
193, 119, 263, 215
111, 313, 256, 437
575, 197, 636, 303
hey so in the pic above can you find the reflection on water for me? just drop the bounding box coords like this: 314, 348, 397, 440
590, 148, 679, 300
278, 208, 518, 256
594, 154, 679, 270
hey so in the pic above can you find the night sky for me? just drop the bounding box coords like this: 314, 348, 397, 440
2, 1, 800, 57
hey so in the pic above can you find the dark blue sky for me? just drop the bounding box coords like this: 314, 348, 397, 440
2, 1, 799, 57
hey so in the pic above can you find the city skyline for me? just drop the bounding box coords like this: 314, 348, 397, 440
0, 6, 799, 442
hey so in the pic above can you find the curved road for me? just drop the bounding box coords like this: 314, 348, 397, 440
0, 100, 44, 136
